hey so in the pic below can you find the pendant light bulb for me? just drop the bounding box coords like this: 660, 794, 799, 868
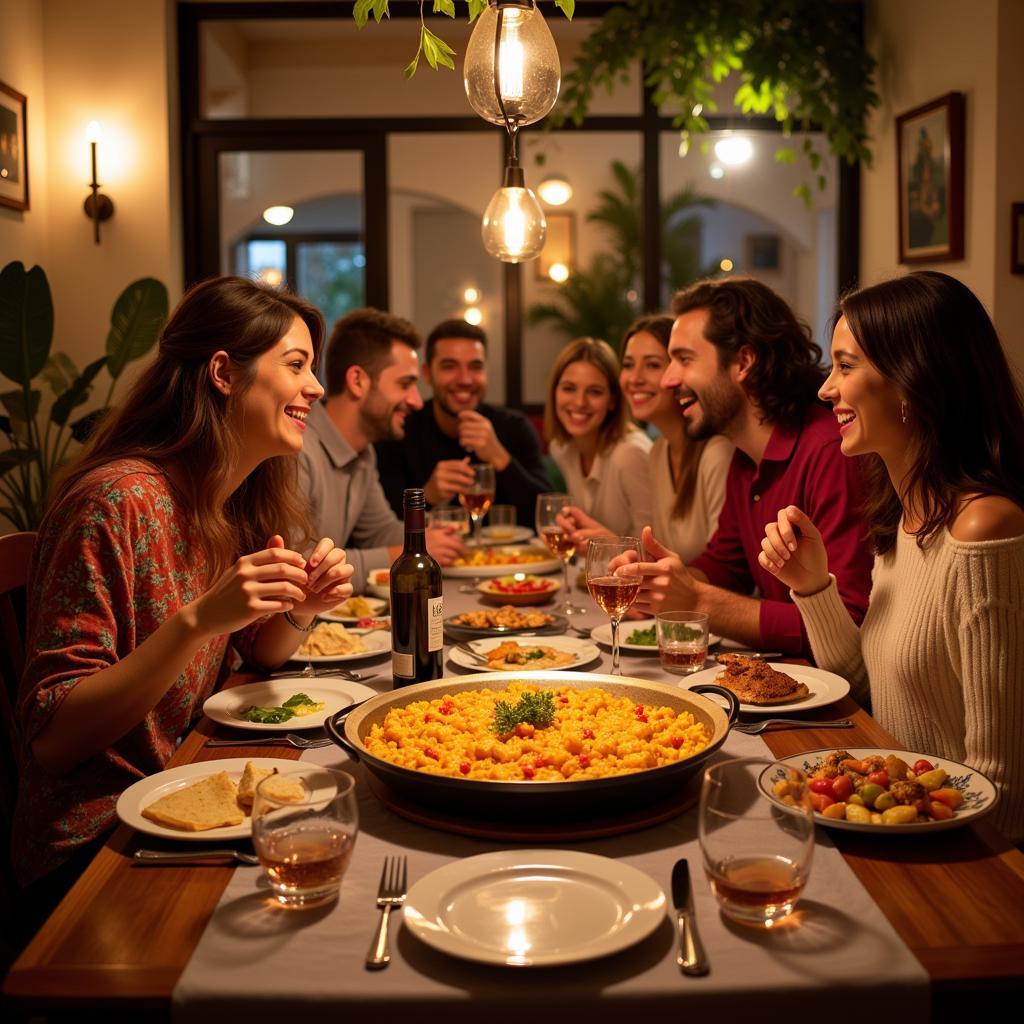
464, 1, 560, 128
481, 164, 546, 263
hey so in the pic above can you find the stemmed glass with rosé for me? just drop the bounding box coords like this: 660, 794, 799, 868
585, 536, 641, 674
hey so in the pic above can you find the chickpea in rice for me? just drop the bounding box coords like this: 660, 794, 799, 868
363, 684, 712, 781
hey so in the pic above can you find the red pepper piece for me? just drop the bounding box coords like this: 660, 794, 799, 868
459, 762, 470, 775
582, 728, 595, 740
425, 747, 439, 761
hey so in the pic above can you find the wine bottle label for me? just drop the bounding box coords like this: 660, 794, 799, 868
428, 596, 443, 652
392, 651, 414, 678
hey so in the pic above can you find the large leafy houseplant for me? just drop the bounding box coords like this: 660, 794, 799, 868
0, 261, 168, 530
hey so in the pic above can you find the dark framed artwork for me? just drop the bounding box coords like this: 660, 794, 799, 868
0, 80, 28, 212
1012, 203, 1024, 275
745, 233, 781, 271
896, 92, 964, 263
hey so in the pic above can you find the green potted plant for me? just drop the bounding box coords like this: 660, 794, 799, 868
0, 261, 168, 530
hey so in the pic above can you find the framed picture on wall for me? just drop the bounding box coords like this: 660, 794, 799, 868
745, 234, 781, 271
896, 92, 964, 263
0, 80, 28, 212
536, 212, 575, 283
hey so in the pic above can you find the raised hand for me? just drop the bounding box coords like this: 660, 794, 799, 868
612, 527, 699, 616
457, 410, 509, 467
559, 505, 614, 553
425, 526, 466, 566
423, 457, 477, 506
758, 506, 830, 595
282, 534, 355, 615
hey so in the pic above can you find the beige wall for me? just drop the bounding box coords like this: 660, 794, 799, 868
862, 0, 1024, 373
0, 0, 179, 381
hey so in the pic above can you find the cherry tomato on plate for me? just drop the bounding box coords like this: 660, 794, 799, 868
867, 770, 889, 788
913, 759, 934, 775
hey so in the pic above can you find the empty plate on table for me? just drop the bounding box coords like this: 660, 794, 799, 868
403, 849, 666, 967
116, 758, 311, 842
318, 596, 388, 624
760, 748, 998, 834
680, 662, 850, 715
287, 628, 391, 664
592, 618, 722, 653
479, 525, 534, 545
449, 635, 600, 672
203, 679, 377, 731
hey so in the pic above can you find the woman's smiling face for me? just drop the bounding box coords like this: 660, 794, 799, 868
620, 331, 675, 424
555, 359, 614, 443
819, 315, 904, 458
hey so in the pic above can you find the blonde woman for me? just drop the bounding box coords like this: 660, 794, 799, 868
543, 336, 651, 538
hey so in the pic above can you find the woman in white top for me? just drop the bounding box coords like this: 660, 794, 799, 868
758, 271, 1024, 842
544, 337, 651, 538
562, 316, 732, 560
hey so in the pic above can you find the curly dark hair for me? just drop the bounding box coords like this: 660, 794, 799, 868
839, 271, 1024, 555
671, 277, 825, 428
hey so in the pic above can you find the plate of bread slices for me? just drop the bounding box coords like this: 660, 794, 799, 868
117, 759, 318, 841
679, 655, 850, 714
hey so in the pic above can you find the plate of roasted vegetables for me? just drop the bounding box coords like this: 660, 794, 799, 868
203, 679, 378, 731
762, 747, 998, 833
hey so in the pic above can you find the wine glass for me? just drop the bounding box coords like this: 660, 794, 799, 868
584, 536, 641, 674
535, 492, 587, 616
458, 463, 496, 547
426, 505, 471, 539
251, 768, 359, 909
699, 758, 814, 928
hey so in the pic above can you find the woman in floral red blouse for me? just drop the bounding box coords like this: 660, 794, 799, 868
13, 276, 354, 894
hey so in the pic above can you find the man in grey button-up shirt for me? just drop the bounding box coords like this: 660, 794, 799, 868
299, 308, 463, 593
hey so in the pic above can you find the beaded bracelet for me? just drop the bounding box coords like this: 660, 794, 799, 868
283, 610, 316, 633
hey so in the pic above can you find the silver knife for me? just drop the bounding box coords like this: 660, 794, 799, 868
672, 858, 709, 976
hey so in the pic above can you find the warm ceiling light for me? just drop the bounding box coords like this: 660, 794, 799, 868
464, 1, 560, 128
719, 258, 734, 272
481, 167, 547, 263
537, 176, 572, 206
709, 163, 725, 180
713, 135, 753, 166
463, 286, 480, 304
258, 267, 284, 287
548, 261, 569, 283
263, 205, 294, 226
464, 306, 484, 326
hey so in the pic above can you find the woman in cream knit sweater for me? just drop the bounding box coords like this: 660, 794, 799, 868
758, 272, 1024, 842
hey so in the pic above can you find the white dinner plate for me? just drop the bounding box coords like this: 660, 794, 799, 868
287, 628, 391, 664
116, 758, 315, 842
202, 679, 377, 731
679, 662, 850, 715
479, 525, 534, 545
318, 596, 388, 624
443, 545, 562, 578
760, 748, 998, 834
403, 849, 666, 967
449, 635, 601, 672
591, 619, 722, 653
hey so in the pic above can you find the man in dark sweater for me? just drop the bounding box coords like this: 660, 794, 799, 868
375, 319, 552, 525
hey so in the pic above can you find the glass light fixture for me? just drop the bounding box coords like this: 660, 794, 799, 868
464, 1, 559, 127
713, 135, 753, 166
464, 306, 484, 325
463, 286, 481, 304
481, 162, 546, 263
263, 205, 294, 226
537, 175, 572, 206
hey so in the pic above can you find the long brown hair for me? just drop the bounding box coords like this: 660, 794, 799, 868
672, 277, 824, 428
543, 337, 636, 452
49, 276, 325, 579
621, 314, 708, 521
839, 271, 1024, 554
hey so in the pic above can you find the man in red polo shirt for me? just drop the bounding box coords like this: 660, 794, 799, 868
628, 277, 873, 657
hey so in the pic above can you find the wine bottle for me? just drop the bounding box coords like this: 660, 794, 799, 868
390, 488, 443, 686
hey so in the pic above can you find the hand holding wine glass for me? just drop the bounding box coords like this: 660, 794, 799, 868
458, 463, 496, 547
585, 536, 642, 674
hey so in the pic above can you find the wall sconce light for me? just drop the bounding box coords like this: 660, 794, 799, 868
263, 205, 294, 226
713, 133, 753, 166
466, 1, 560, 264
535, 211, 574, 283
537, 175, 572, 206
83, 121, 114, 245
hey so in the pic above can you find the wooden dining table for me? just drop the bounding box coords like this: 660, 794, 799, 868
5, 582, 1024, 1020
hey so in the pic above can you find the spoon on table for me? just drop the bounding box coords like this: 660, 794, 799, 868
133, 848, 260, 866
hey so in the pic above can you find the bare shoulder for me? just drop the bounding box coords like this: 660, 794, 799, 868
950, 495, 1024, 542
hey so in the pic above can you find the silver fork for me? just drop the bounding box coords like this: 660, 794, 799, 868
205, 733, 333, 749
270, 668, 365, 681
133, 848, 261, 866
733, 717, 853, 735
454, 642, 491, 665
366, 856, 408, 970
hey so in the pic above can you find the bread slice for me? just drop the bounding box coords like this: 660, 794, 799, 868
258, 773, 306, 804
714, 654, 810, 706
237, 762, 276, 809
237, 762, 305, 807
141, 771, 245, 832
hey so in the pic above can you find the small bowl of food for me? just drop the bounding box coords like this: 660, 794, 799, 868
367, 568, 390, 601
476, 573, 561, 606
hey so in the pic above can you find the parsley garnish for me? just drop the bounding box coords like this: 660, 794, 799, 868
493, 690, 557, 735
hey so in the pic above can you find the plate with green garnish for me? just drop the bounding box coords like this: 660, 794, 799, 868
203, 679, 378, 731
449, 635, 600, 672
591, 619, 721, 653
